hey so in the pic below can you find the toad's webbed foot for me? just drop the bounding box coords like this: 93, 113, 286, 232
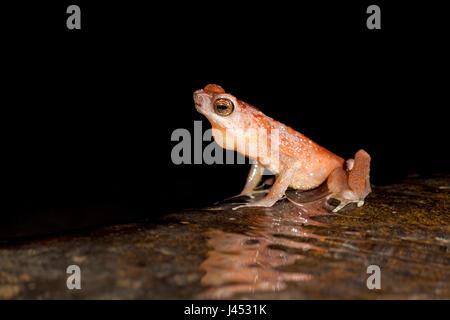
231, 198, 278, 210
328, 196, 365, 213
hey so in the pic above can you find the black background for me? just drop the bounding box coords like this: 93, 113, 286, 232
2, 1, 448, 239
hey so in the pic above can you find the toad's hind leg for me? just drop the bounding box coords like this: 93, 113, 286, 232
348, 149, 371, 199
326, 149, 371, 212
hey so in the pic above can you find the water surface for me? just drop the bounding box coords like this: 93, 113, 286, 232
0, 174, 448, 299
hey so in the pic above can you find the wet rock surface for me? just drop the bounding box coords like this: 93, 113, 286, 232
0, 174, 449, 299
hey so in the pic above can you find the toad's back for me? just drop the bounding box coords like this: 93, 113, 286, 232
267, 116, 344, 189
237, 99, 344, 190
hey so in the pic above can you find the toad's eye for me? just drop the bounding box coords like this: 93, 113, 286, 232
213, 98, 234, 116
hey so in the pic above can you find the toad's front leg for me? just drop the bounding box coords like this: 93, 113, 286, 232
233, 159, 300, 210
239, 163, 265, 199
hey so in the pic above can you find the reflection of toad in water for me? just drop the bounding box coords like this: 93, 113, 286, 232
198, 200, 329, 299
